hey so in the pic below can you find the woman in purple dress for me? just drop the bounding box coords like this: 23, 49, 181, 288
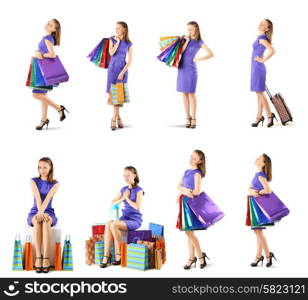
27, 157, 59, 273
32, 19, 69, 130
100, 166, 144, 268
177, 21, 214, 129
177, 150, 209, 269
251, 19, 276, 128
248, 154, 277, 267
107, 22, 133, 130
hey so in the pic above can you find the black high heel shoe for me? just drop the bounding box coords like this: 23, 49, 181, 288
250, 255, 264, 267
184, 257, 197, 270
42, 257, 51, 273
266, 252, 277, 267
34, 256, 43, 273
112, 253, 121, 266
100, 255, 112, 268
185, 116, 192, 128
111, 119, 116, 131
58, 105, 69, 121
267, 113, 277, 128
190, 118, 196, 129
251, 116, 264, 127
117, 118, 124, 129
199, 252, 210, 269
35, 119, 49, 130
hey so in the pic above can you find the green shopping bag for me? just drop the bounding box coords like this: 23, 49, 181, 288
62, 235, 73, 271
166, 42, 180, 66
12, 234, 23, 271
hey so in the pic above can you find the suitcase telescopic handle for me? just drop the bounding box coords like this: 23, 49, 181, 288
265, 85, 272, 99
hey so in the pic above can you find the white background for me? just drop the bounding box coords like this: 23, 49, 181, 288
0, 0, 307, 278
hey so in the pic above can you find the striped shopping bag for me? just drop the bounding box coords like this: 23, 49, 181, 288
110, 81, 130, 105
62, 235, 73, 271
12, 234, 23, 271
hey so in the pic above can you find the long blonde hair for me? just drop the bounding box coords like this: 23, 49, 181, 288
264, 19, 273, 43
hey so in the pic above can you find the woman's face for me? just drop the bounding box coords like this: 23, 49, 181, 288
123, 169, 135, 185
116, 24, 125, 36
258, 20, 269, 32
189, 152, 201, 167
45, 20, 56, 33
187, 24, 196, 38
38, 161, 51, 178
255, 155, 265, 168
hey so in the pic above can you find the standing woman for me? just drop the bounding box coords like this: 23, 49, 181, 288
251, 19, 276, 128
177, 150, 209, 269
27, 157, 59, 273
107, 22, 133, 130
32, 19, 69, 130
100, 166, 144, 268
177, 21, 214, 129
248, 154, 276, 267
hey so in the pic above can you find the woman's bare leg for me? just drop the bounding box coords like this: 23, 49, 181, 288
102, 221, 113, 263
41, 102, 49, 121
183, 93, 191, 120
32, 93, 61, 112
254, 230, 263, 260
110, 221, 127, 260
258, 92, 272, 119
189, 93, 197, 120
259, 231, 271, 261
42, 217, 51, 268
32, 217, 42, 267
256, 93, 263, 119
185, 231, 202, 260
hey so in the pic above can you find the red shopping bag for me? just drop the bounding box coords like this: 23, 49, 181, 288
246, 196, 251, 226
176, 195, 182, 229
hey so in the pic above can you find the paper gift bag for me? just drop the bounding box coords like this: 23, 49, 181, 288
187, 192, 225, 227
176, 195, 182, 229
250, 196, 271, 226
126, 230, 152, 244
37, 56, 69, 85
109, 204, 120, 221
155, 248, 162, 270
62, 235, 73, 271
159, 36, 179, 49
149, 223, 164, 237
153, 236, 166, 264
12, 234, 23, 271
120, 242, 127, 267
54, 235, 62, 271
87, 38, 111, 68
92, 224, 105, 236
245, 196, 251, 226
95, 241, 115, 265
127, 243, 149, 271
137, 240, 155, 269
110, 81, 130, 105
24, 235, 33, 271
86, 234, 104, 265
254, 192, 290, 222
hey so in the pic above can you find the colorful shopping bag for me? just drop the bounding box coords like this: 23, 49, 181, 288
137, 240, 155, 269
12, 234, 23, 271
92, 224, 105, 236
62, 235, 73, 271
245, 196, 251, 226
109, 204, 120, 221
187, 192, 225, 227
87, 38, 111, 68
110, 81, 130, 105
250, 196, 271, 225
154, 248, 163, 270
153, 236, 166, 264
54, 235, 62, 271
126, 230, 152, 244
120, 242, 127, 267
24, 235, 33, 271
149, 223, 164, 237
176, 195, 183, 229
95, 241, 115, 264
127, 243, 149, 271
85, 235, 103, 265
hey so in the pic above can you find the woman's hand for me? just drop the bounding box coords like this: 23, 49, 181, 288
117, 72, 124, 80
43, 214, 51, 223
35, 213, 44, 223
182, 188, 193, 198
35, 51, 43, 59
254, 56, 264, 63
184, 35, 190, 41
114, 36, 121, 43
123, 189, 130, 200
250, 189, 259, 197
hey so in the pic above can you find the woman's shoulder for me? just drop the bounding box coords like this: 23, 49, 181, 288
134, 185, 143, 193
258, 34, 268, 41
44, 34, 55, 44
120, 185, 128, 193
257, 171, 267, 179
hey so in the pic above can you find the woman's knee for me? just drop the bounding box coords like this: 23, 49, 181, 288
185, 231, 193, 237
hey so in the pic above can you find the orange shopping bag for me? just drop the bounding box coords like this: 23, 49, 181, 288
120, 242, 127, 267
54, 235, 62, 271
24, 235, 33, 271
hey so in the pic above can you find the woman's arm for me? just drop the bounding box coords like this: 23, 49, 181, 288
118, 46, 133, 80
177, 179, 193, 198
257, 176, 272, 195
42, 39, 56, 58
30, 179, 43, 210
180, 36, 190, 54
39, 183, 59, 212
248, 185, 259, 197
111, 192, 124, 205
255, 39, 275, 63
109, 37, 120, 56
125, 190, 143, 210
194, 43, 214, 62
192, 173, 201, 196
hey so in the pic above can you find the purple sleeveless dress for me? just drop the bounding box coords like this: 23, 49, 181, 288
33, 34, 55, 94
119, 185, 143, 231
250, 34, 268, 92
176, 38, 204, 93
106, 37, 132, 93
27, 177, 58, 226
250, 171, 274, 229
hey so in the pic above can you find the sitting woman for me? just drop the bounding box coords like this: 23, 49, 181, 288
27, 157, 59, 273
100, 166, 144, 268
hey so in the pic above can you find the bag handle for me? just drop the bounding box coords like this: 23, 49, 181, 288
265, 85, 272, 99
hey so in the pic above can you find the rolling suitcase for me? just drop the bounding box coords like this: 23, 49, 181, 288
265, 85, 293, 125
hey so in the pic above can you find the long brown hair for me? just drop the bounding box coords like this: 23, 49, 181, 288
262, 153, 272, 181
38, 157, 56, 183
187, 21, 202, 41
264, 19, 273, 43
194, 150, 206, 178
51, 19, 61, 46
125, 166, 139, 188
117, 21, 131, 43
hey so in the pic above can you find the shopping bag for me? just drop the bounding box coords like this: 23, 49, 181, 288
176, 195, 183, 229
250, 196, 271, 225
126, 230, 152, 244
92, 224, 105, 236
245, 196, 251, 226
37, 56, 69, 85
24, 235, 33, 271
85, 235, 103, 265
149, 223, 164, 237
110, 81, 130, 105
120, 242, 127, 267
62, 235, 73, 271
137, 240, 155, 269
109, 204, 120, 221
159, 36, 179, 49
127, 243, 149, 271
154, 248, 163, 270
87, 38, 111, 68
187, 192, 225, 227
54, 235, 62, 271
25, 63, 32, 87
254, 192, 290, 222
12, 234, 23, 271
95, 241, 115, 264
153, 236, 166, 264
